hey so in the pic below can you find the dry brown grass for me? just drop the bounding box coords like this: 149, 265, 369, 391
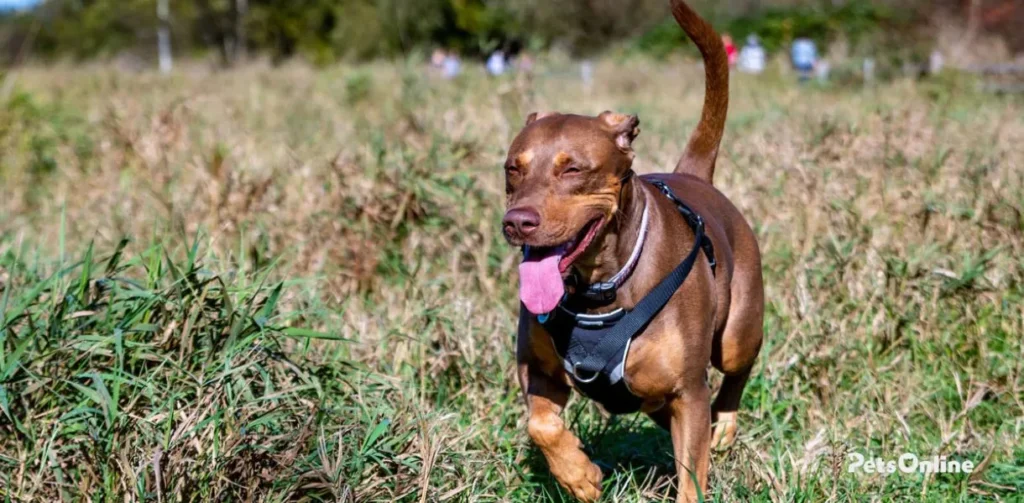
1, 57, 1022, 501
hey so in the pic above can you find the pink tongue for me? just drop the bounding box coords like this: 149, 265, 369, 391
519, 250, 565, 315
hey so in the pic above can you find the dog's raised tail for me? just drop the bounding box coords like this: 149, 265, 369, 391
670, 0, 729, 184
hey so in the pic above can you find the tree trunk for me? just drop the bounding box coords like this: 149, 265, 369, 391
157, 0, 172, 73
235, 0, 248, 62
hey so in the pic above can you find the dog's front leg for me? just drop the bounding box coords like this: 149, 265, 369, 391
667, 382, 711, 503
517, 315, 602, 501
521, 367, 603, 502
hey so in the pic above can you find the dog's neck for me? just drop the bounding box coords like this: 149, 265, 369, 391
572, 174, 646, 287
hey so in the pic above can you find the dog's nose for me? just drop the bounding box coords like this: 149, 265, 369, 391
503, 207, 541, 239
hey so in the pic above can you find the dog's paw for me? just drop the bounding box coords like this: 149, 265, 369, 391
559, 460, 603, 502
711, 411, 738, 449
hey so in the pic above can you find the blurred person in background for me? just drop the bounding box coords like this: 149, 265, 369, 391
791, 37, 817, 81
486, 50, 507, 76
431, 48, 447, 69
442, 51, 461, 79
723, 34, 738, 67
738, 34, 766, 74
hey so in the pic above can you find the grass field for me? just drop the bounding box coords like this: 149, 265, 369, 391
1, 57, 1023, 502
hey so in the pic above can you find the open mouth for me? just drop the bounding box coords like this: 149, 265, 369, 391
518, 217, 606, 315
527, 217, 606, 274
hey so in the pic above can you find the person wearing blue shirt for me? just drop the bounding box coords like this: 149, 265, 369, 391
791, 38, 817, 82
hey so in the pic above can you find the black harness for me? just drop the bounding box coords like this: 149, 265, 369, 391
538, 179, 716, 414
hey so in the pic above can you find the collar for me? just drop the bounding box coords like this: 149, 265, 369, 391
572, 200, 649, 304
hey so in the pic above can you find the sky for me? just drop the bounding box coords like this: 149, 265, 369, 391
0, 0, 41, 12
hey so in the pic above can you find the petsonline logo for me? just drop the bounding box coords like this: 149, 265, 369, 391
848, 453, 975, 475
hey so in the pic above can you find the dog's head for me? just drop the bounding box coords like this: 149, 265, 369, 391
503, 111, 640, 314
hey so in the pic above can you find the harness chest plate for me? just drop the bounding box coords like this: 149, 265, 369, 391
543, 305, 644, 414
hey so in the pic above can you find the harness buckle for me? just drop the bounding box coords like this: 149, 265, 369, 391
581, 281, 617, 303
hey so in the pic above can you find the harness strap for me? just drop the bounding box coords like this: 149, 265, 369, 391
564, 179, 715, 379
651, 179, 716, 274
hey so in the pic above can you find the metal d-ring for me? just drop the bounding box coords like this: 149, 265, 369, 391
571, 361, 600, 383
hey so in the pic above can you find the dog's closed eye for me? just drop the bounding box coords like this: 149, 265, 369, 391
561, 164, 583, 176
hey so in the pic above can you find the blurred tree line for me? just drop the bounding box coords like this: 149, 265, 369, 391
0, 0, 933, 66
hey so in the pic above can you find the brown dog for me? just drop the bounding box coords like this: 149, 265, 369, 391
501, 1, 763, 501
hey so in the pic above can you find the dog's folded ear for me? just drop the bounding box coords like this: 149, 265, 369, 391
599, 111, 641, 152
526, 111, 559, 125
